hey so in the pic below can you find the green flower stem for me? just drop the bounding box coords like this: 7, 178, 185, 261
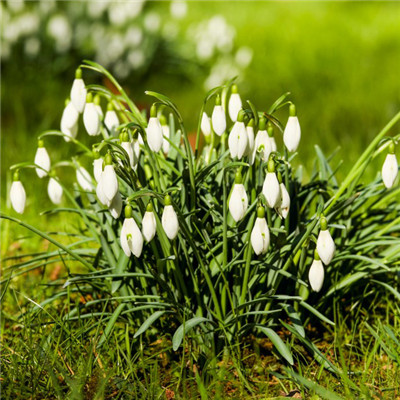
283, 149, 290, 235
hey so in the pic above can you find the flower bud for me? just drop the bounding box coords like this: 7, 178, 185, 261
283, 104, 301, 152
267, 122, 277, 152
262, 161, 280, 208
228, 111, 248, 160
162, 195, 179, 240
10, 171, 26, 214
201, 111, 211, 137
316, 217, 335, 265
211, 95, 226, 136
109, 191, 122, 219
251, 206, 270, 255
104, 102, 119, 133
246, 118, 256, 165
101, 154, 118, 203
255, 117, 272, 162
93, 151, 103, 183
47, 177, 63, 205
159, 114, 170, 154
277, 182, 290, 219
228, 171, 248, 222
147, 105, 163, 152
70, 68, 87, 113
34, 140, 51, 178
228, 84, 242, 122
308, 254, 324, 292
142, 203, 157, 242
382, 143, 398, 189
83, 93, 101, 136
61, 99, 79, 142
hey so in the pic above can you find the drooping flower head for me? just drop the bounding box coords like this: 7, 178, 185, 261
316, 216, 335, 265
120, 204, 143, 258
98, 153, 118, 205
251, 206, 270, 255
211, 94, 226, 136
70, 67, 87, 113
309, 250, 324, 292
162, 194, 179, 240
48, 176, 63, 205
83, 93, 101, 136
255, 117, 272, 162
61, 98, 79, 142
262, 158, 280, 209
267, 121, 277, 153
228, 109, 248, 160
34, 139, 51, 178
283, 103, 301, 152
228, 170, 248, 222
201, 111, 211, 139
104, 102, 120, 134
146, 104, 163, 152
382, 141, 398, 189
92, 150, 103, 183
10, 170, 26, 214
76, 165, 93, 192
93, 94, 103, 119
228, 83, 242, 122
276, 172, 290, 219
142, 202, 157, 242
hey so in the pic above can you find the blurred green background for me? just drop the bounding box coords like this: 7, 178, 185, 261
2, 0, 400, 216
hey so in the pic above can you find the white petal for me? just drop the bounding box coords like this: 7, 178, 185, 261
102, 165, 118, 202
309, 259, 324, 292
34, 147, 51, 178
162, 124, 170, 154
120, 221, 131, 257
237, 123, 248, 160
317, 230, 336, 265
109, 191, 122, 219
76, 166, 93, 192
162, 205, 179, 240
142, 211, 157, 242
246, 126, 255, 153
147, 117, 163, 152
262, 173, 280, 208
229, 183, 248, 222
283, 116, 301, 152
47, 177, 63, 204
83, 103, 100, 136
382, 153, 398, 189
70, 78, 87, 113
268, 136, 277, 152
132, 140, 140, 167
104, 110, 119, 132
251, 217, 270, 255
201, 112, 211, 137
95, 104, 103, 118
228, 122, 239, 158
211, 105, 226, 136
121, 141, 134, 168
279, 183, 290, 219
255, 130, 272, 161
10, 181, 26, 214
62, 122, 78, 142
61, 101, 79, 130
93, 158, 103, 183
120, 218, 143, 258
228, 93, 242, 122
96, 178, 109, 206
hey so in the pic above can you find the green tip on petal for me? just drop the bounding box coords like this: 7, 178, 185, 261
75, 68, 82, 79
125, 205, 132, 218
267, 159, 275, 173
215, 94, 221, 106
257, 206, 265, 218
12, 170, 20, 181
234, 170, 243, 184
150, 104, 157, 118
107, 102, 114, 111
38, 139, 44, 148
159, 114, 167, 126
267, 122, 274, 137
94, 94, 101, 105
164, 194, 172, 206
320, 216, 328, 231
247, 118, 254, 127
389, 141, 395, 154
314, 250, 320, 261
146, 203, 154, 212
237, 110, 245, 123
104, 153, 113, 165
86, 92, 93, 103
289, 103, 297, 117
259, 117, 266, 130
231, 84, 238, 94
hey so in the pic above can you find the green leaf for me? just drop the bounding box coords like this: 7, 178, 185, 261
172, 317, 212, 351
145, 90, 182, 122
133, 311, 166, 338
268, 92, 291, 114
97, 303, 126, 348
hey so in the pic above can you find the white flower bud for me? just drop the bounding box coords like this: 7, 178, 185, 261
76, 166, 93, 192
162, 196, 179, 240
47, 177, 63, 204
96, 177, 109, 206
34, 145, 51, 178
93, 157, 103, 183
283, 113, 301, 152
147, 117, 163, 152
120, 217, 143, 258
83, 99, 101, 136
201, 112, 211, 137
308, 259, 324, 292
316, 220, 335, 265
10, 179, 26, 214
104, 109, 119, 132
228, 120, 248, 160
109, 191, 122, 219
101, 164, 118, 203
228, 91, 242, 122
211, 103, 226, 136
251, 210, 270, 255
70, 70, 87, 113
142, 206, 157, 242
382, 153, 398, 189
229, 181, 248, 222
262, 172, 280, 208
61, 100, 79, 132
255, 130, 272, 162
268, 136, 277, 153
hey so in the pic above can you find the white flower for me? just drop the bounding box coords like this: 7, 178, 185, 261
34, 143, 51, 178
277, 183, 290, 219
101, 164, 118, 203
255, 129, 271, 162
62, 120, 78, 142
47, 177, 63, 205
104, 109, 119, 132
162, 196, 179, 240
316, 218, 335, 265
262, 169, 280, 209
76, 166, 93, 192
251, 208, 270, 255
142, 204, 157, 242
83, 94, 101, 136
228, 88, 242, 122
229, 179, 248, 222
120, 215, 143, 258
96, 177, 108, 206
70, 69, 87, 113
228, 119, 248, 160
60, 100, 79, 140
211, 96, 226, 136
382, 153, 398, 189
10, 175, 26, 214
147, 117, 163, 152
246, 121, 255, 165
201, 112, 211, 137
93, 156, 103, 183
308, 258, 324, 292
283, 107, 301, 152
162, 123, 170, 154
109, 191, 122, 219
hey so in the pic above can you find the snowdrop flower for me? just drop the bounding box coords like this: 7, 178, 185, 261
104, 102, 120, 133
246, 118, 255, 165
201, 111, 211, 138
267, 122, 277, 153
61, 99, 79, 142
211, 94, 226, 136
251, 206, 270, 255
277, 182, 290, 219
76, 166, 93, 192
98, 153, 118, 204
70, 68, 87, 113
93, 94, 103, 119
262, 159, 280, 208
382, 142, 398, 189
10, 170, 26, 214
159, 114, 170, 154
316, 216, 335, 265
283, 104, 301, 152
228, 171, 248, 222
47, 176, 63, 205
228, 110, 248, 160
146, 104, 163, 152
120, 131, 135, 168
83, 93, 101, 136
142, 203, 157, 242
34, 140, 51, 178
92, 151, 103, 183
308, 252, 324, 292
228, 84, 242, 122
254, 118, 272, 162
120, 205, 143, 258
162, 194, 179, 240
109, 191, 122, 219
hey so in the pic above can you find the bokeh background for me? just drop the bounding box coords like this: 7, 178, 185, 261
2, 0, 400, 215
